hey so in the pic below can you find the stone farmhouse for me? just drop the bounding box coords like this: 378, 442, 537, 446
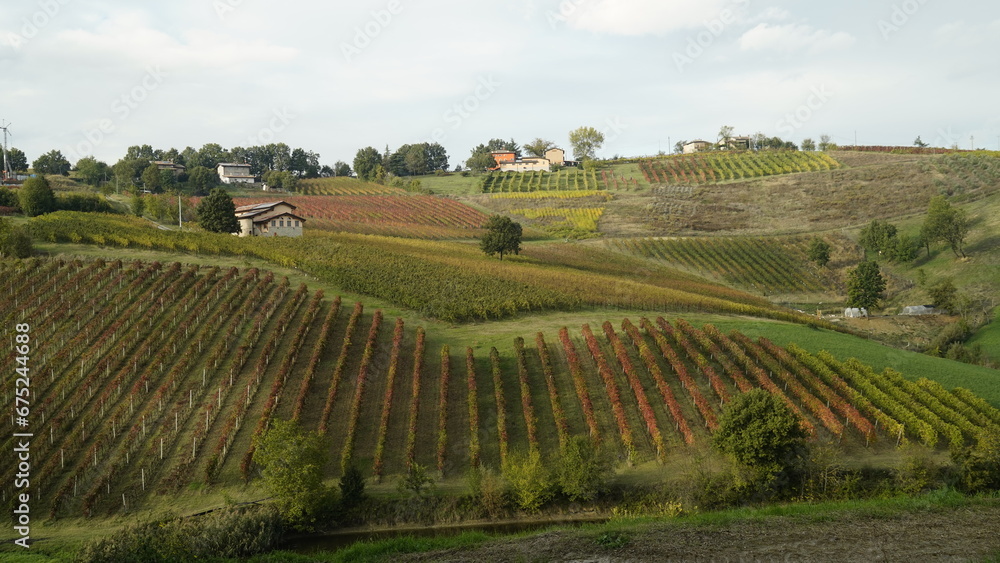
234, 201, 306, 237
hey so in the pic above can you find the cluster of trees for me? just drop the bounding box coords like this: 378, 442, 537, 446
847, 195, 971, 315
674, 128, 835, 154
859, 219, 920, 263
352, 143, 448, 182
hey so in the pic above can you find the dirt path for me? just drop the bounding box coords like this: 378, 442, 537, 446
401, 504, 1000, 562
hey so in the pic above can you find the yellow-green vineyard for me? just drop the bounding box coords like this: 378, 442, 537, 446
3, 258, 998, 519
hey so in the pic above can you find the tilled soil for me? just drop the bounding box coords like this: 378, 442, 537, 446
399, 504, 1000, 562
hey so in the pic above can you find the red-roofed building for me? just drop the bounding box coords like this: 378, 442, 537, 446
234, 201, 306, 237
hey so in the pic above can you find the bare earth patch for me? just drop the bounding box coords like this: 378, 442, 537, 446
401, 503, 1000, 562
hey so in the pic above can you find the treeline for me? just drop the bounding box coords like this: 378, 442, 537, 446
352, 142, 449, 182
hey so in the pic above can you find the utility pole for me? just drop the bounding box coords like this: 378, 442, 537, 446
0, 121, 12, 182
178, 194, 182, 229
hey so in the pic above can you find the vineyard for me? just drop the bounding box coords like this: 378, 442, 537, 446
222, 195, 488, 240
4, 258, 997, 520
491, 190, 612, 201
295, 177, 407, 196
511, 207, 605, 235
28, 212, 823, 324
639, 151, 841, 185
609, 236, 829, 295
480, 169, 611, 193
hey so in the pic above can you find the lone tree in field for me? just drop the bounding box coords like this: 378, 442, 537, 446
568, 126, 605, 161
846, 260, 886, 313
480, 214, 522, 260
807, 237, 831, 267
18, 176, 55, 217
253, 420, 331, 529
922, 195, 970, 258
713, 389, 808, 481
196, 187, 240, 233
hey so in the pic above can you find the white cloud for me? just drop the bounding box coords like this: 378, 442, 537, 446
52, 11, 297, 71
565, 0, 734, 36
739, 23, 855, 54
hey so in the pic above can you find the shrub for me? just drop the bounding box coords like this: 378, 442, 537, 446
503, 449, 552, 512
76, 506, 284, 562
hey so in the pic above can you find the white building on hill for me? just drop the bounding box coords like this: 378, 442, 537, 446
218, 163, 255, 184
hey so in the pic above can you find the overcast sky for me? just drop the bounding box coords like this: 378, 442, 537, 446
2, 0, 997, 168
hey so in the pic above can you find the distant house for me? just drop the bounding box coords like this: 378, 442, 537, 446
544, 147, 566, 166
218, 163, 255, 184
682, 140, 712, 154
235, 201, 305, 237
720, 136, 751, 151
151, 160, 186, 176
499, 156, 551, 172
489, 147, 573, 173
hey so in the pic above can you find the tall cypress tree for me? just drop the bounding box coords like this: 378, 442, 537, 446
196, 188, 240, 233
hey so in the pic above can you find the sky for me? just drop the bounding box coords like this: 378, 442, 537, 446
1, 0, 998, 169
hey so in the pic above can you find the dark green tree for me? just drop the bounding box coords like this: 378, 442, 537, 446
131, 193, 146, 217
927, 278, 958, 312
196, 143, 230, 170
186, 166, 219, 195
846, 260, 886, 313
713, 389, 808, 478
141, 163, 163, 192
480, 215, 522, 260
404, 144, 428, 176
252, 420, 331, 530
807, 237, 831, 267
31, 149, 71, 175
425, 142, 449, 171
75, 157, 110, 186
196, 188, 240, 233
339, 465, 367, 510
18, 176, 55, 216
262, 170, 297, 191
914, 136, 928, 148
801, 138, 816, 151
859, 219, 897, 257
333, 161, 352, 177
923, 195, 970, 258
353, 146, 383, 181
5, 147, 28, 172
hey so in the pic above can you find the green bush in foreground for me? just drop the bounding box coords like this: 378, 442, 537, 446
76, 506, 284, 562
